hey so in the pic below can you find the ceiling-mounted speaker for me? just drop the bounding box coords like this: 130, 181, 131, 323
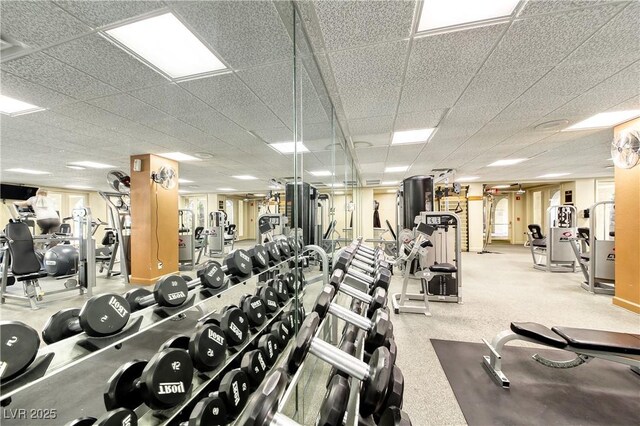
611, 130, 640, 169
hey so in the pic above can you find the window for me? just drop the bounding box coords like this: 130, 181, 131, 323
533, 191, 542, 226
492, 197, 509, 238
550, 190, 561, 207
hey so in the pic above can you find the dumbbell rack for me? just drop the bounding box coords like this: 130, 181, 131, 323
0, 245, 330, 417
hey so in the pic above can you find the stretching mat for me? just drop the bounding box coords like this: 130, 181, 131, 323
431, 338, 640, 426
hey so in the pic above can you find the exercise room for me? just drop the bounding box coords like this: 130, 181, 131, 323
0, 1, 638, 425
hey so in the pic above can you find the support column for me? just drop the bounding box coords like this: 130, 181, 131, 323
130, 154, 179, 285
467, 183, 484, 252
613, 118, 640, 313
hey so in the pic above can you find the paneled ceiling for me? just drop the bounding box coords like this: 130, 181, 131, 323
1, 0, 638, 194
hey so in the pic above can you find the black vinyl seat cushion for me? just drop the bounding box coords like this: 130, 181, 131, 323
532, 238, 547, 248
5, 222, 42, 276
510, 322, 568, 348
430, 263, 457, 273
16, 271, 48, 282
552, 326, 640, 356
580, 252, 591, 260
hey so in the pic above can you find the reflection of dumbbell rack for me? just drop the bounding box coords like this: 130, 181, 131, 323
0, 244, 330, 419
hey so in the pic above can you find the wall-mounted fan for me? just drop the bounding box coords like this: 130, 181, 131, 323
151, 166, 177, 190
611, 130, 640, 169
106, 170, 131, 194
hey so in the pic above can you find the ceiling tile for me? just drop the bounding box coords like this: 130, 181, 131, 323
0, 71, 76, 108
341, 85, 402, 120
0, 1, 89, 47
348, 116, 394, 136
313, 0, 416, 51
236, 61, 293, 127
518, 0, 623, 17
89, 93, 171, 124
398, 78, 467, 112
394, 109, 447, 131
55, 0, 165, 27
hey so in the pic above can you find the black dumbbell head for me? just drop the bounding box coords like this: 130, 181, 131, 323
248, 245, 269, 273
0, 321, 40, 382
317, 375, 350, 426
104, 360, 147, 410
124, 288, 152, 312
197, 262, 225, 290
154, 275, 189, 307
256, 286, 279, 314
189, 324, 227, 371
373, 269, 392, 292
378, 407, 412, 426
241, 349, 268, 388
269, 321, 292, 348
265, 242, 280, 264
287, 312, 320, 374
41, 308, 81, 344
329, 269, 344, 291
333, 253, 351, 273
188, 396, 226, 426
360, 346, 392, 417
224, 249, 253, 278
208, 307, 249, 347
275, 239, 290, 259
312, 287, 335, 320
258, 334, 280, 367
66, 417, 96, 426
269, 276, 289, 302
235, 368, 287, 426
367, 287, 388, 317
159, 334, 190, 351
365, 310, 391, 350
387, 337, 397, 366
95, 408, 137, 426
218, 368, 250, 415
139, 348, 193, 410
381, 365, 405, 415
240, 295, 266, 328
78, 294, 131, 338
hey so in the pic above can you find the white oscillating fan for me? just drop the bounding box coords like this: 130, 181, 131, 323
151, 166, 177, 190
611, 130, 640, 169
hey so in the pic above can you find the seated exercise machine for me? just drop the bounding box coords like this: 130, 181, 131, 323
526, 205, 577, 272
482, 322, 640, 388
569, 201, 615, 295
178, 209, 205, 270
207, 211, 236, 256
99, 190, 131, 283
364, 220, 398, 258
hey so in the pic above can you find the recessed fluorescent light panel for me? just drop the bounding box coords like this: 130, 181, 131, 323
488, 158, 527, 167
66, 165, 86, 170
178, 178, 193, 183
0, 95, 45, 116
269, 142, 309, 154
385, 166, 409, 173
328, 183, 344, 188
106, 13, 226, 79
233, 175, 258, 180
492, 185, 511, 189
381, 181, 399, 185
6, 168, 50, 175
310, 170, 332, 177
455, 176, 480, 182
418, 0, 520, 32
564, 110, 640, 131
217, 188, 235, 191
160, 152, 200, 161
69, 161, 115, 169
538, 173, 571, 178
391, 128, 435, 145
65, 185, 92, 190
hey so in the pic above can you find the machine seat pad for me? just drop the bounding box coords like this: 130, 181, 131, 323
552, 326, 640, 355
532, 238, 547, 248
510, 322, 568, 348
580, 252, 591, 260
16, 271, 48, 282
429, 263, 457, 273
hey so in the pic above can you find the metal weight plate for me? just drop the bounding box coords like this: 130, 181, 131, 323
139, 348, 193, 410
220, 308, 249, 346
41, 308, 81, 344
188, 396, 227, 426
218, 369, 250, 415
95, 408, 138, 426
124, 288, 152, 311
79, 294, 131, 337
0, 321, 40, 382
256, 286, 278, 313
241, 349, 268, 388
198, 262, 225, 290
154, 275, 189, 307
104, 360, 147, 410
189, 324, 227, 371
241, 295, 266, 328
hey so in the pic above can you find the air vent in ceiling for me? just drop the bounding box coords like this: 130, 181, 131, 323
344, 180, 357, 186
365, 179, 380, 186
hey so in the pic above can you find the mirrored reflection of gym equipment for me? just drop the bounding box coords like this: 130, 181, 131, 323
527, 205, 577, 272
256, 213, 288, 244
99, 191, 131, 283
570, 201, 615, 294
178, 209, 204, 270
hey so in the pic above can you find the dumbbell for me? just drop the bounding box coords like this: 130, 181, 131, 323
257, 332, 281, 367
351, 242, 384, 258
267, 276, 290, 304
235, 368, 350, 426
347, 242, 385, 261
248, 244, 269, 273
288, 236, 303, 253
239, 293, 267, 328
314, 286, 391, 350
264, 242, 282, 266
345, 245, 391, 271
378, 406, 413, 426
336, 250, 388, 277
206, 368, 251, 417
159, 325, 227, 372
124, 275, 190, 312
329, 269, 387, 317
203, 306, 250, 347
42, 293, 131, 344
104, 348, 193, 411
0, 321, 40, 382
65, 408, 137, 426
256, 285, 279, 315
179, 395, 226, 426
208, 249, 254, 283
287, 312, 393, 416
240, 349, 269, 389
275, 239, 291, 259
334, 254, 392, 292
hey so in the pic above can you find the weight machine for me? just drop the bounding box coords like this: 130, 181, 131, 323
527, 205, 577, 272
178, 209, 203, 270
570, 201, 615, 294
100, 191, 131, 283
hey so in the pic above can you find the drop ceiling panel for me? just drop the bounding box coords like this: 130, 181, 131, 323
313, 0, 415, 51
0, 1, 89, 47
340, 85, 402, 120
398, 78, 468, 113
387, 144, 424, 162
350, 133, 392, 147
355, 147, 389, 163
0, 71, 76, 108
348, 116, 394, 136
236, 62, 293, 127
519, 1, 616, 17
89, 94, 171, 124
45, 34, 168, 91
55, 0, 165, 27
394, 109, 447, 131
2, 53, 118, 100
130, 84, 215, 119
169, 0, 292, 70
485, 6, 621, 71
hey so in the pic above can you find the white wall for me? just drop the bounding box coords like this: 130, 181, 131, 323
467, 183, 484, 252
